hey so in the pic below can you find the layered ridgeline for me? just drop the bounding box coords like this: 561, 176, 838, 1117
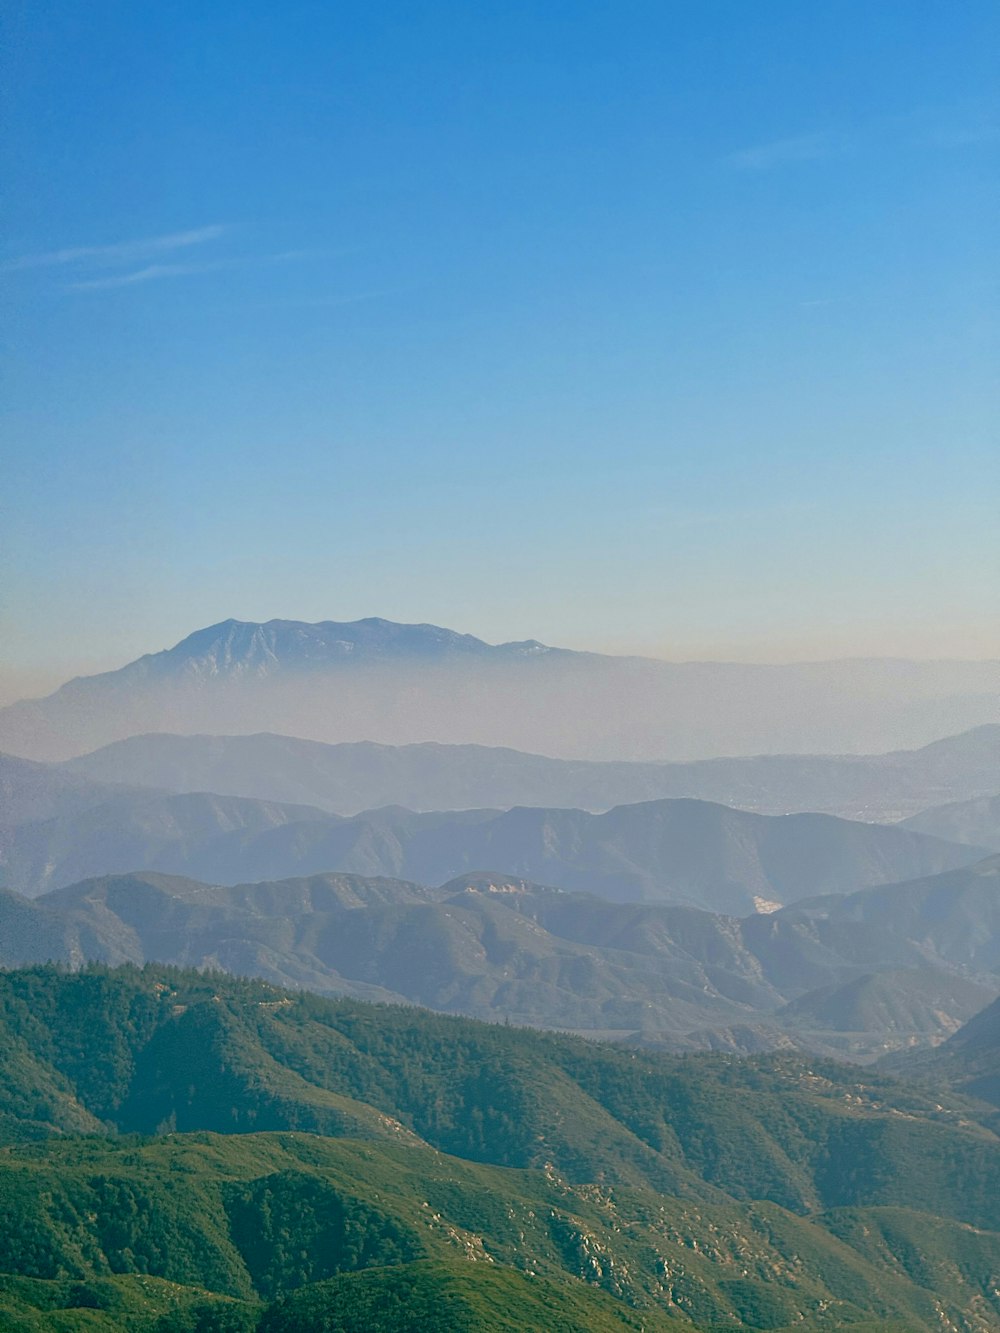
901, 791, 1000, 850
1, 964, 1000, 1331
0, 762, 984, 910
3, 858, 999, 1058
887, 959, 1000, 1108
2, 617, 999, 762
893, 999, 1000, 1111
0, 752, 132, 827
58, 723, 1000, 823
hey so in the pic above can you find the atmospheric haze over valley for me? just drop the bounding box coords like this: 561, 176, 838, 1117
2, 610, 1000, 1329
3, 616, 1000, 764
2, 614, 999, 1051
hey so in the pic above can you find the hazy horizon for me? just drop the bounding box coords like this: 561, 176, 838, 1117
3, 1, 997, 698
3, 610, 1000, 711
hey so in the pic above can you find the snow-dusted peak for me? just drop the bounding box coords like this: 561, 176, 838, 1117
125, 617, 563, 683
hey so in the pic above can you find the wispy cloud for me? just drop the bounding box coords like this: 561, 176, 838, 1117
1, 225, 228, 273
6, 225, 341, 297
68, 260, 234, 291
729, 132, 839, 171
67, 247, 326, 292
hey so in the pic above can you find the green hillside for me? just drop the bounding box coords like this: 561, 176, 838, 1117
0, 1134, 991, 1331
0, 964, 997, 1331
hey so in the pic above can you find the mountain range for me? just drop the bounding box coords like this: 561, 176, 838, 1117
3, 617, 999, 761
901, 790, 1000, 848
3, 618, 999, 1327
55, 723, 1000, 823
789, 854, 1000, 974
4, 856, 999, 1060
2, 963, 1000, 1331
899, 988, 1000, 1108
3, 708, 996, 1059
1, 762, 985, 910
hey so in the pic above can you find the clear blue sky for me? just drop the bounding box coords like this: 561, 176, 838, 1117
2, 1, 998, 697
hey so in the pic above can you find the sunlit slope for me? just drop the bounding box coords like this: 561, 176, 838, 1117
0, 966, 999, 1328
0, 1136, 989, 1331
2, 965, 997, 1220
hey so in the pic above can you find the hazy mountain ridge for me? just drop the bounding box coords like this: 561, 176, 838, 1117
0, 752, 134, 829
1, 785, 342, 897
60, 723, 1000, 821
887, 973, 1000, 1109
786, 855, 1000, 973
3, 617, 999, 762
776, 968, 994, 1040
1, 769, 984, 910
902, 791, 1000, 850
5, 860, 999, 1057
29, 619, 570, 693
96, 617, 567, 681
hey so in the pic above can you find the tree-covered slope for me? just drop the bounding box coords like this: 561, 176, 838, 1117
1, 965, 997, 1218
1, 1135, 991, 1331
1, 966, 999, 1330
254, 1260, 682, 1332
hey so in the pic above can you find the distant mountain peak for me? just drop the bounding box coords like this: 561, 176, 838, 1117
152, 617, 562, 674
1, 616, 997, 764
50, 617, 565, 695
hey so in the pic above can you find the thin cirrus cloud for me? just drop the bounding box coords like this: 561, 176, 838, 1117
68, 249, 323, 291
68, 260, 235, 291
1, 225, 327, 293
728, 132, 839, 170
1, 224, 228, 273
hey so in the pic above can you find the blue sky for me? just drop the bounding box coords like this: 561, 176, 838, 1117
2, 0, 998, 696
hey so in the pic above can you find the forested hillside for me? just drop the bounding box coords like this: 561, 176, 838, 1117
0, 965, 998, 1330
